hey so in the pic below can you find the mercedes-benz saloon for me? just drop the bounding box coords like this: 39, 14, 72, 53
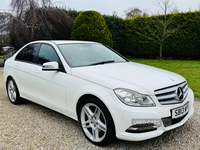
3, 40, 194, 146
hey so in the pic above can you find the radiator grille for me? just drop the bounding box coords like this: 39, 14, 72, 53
154, 81, 188, 105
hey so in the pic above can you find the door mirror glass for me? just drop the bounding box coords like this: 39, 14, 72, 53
42, 61, 60, 71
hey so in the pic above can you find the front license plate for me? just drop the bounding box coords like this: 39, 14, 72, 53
172, 102, 189, 119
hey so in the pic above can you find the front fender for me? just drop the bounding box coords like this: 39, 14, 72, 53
65, 75, 114, 120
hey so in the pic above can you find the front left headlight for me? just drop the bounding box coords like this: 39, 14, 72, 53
114, 88, 156, 107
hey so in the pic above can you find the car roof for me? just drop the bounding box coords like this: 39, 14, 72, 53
30, 40, 98, 45
52, 40, 97, 45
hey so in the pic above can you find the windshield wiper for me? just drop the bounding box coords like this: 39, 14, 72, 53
89, 60, 115, 66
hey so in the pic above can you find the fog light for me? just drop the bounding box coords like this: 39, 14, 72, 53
125, 123, 158, 133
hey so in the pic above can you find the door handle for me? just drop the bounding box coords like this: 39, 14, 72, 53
15, 63, 19, 67
33, 68, 39, 74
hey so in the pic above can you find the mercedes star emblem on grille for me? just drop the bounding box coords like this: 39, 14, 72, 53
177, 87, 184, 100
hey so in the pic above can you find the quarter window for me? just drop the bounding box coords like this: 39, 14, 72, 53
15, 49, 23, 61
15, 44, 38, 63
22, 44, 37, 63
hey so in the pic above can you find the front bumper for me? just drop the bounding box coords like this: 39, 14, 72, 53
103, 88, 194, 141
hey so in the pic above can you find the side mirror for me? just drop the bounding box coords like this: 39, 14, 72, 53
42, 61, 61, 71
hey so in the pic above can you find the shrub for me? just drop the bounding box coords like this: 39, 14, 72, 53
71, 11, 113, 47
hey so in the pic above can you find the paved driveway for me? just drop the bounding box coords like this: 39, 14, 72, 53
0, 67, 200, 149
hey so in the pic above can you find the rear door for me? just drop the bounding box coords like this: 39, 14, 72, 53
14, 44, 40, 99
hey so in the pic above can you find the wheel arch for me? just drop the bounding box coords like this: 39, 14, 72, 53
76, 94, 101, 120
6, 75, 14, 86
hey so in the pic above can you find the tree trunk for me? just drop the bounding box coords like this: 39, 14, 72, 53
31, 23, 35, 41
159, 42, 163, 59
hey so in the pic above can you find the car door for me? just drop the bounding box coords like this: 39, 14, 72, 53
14, 44, 40, 100
32, 44, 67, 113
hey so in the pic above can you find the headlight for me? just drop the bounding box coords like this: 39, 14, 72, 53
114, 88, 156, 107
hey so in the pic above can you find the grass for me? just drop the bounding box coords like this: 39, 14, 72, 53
129, 59, 200, 98
0, 55, 3, 59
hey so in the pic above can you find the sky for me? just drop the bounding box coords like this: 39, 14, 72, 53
0, 0, 199, 18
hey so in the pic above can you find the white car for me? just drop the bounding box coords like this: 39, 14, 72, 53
3, 40, 194, 146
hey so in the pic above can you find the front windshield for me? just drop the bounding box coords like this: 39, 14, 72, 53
58, 43, 127, 67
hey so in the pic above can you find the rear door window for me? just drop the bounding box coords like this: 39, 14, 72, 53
15, 44, 40, 63
22, 44, 37, 63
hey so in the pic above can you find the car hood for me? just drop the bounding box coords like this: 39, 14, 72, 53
71, 62, 186, 95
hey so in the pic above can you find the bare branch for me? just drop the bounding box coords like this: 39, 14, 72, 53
41, 0, 51, 7
156, 0, 175, 14
0, 12, 13, 33
137, 0, 184, 59
10, 0, 51, 18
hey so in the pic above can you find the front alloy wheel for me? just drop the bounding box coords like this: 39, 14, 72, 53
81, 103, 107, 142
79, 98, 115, 146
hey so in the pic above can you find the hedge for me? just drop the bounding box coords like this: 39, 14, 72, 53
124, 11, 200, 59
103, 14, 125, 54
63, 8, 200, 59
61, 8, 81, 21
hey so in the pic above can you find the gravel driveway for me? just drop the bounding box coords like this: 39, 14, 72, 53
0, 67, 200, 150
0, 59, 4, 67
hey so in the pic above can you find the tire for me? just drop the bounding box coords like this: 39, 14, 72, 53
6, 78, 22, 104
78, 98, 115, 146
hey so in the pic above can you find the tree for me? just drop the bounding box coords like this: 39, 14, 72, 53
0, 12, 13, 49
137, 0, 184, 59
124, 7, 148, 18
0, 12, 12, 33
10, 0, 51, 19
10, 8, 73, 50
172, 6, 179, 13
9, 0, 73, 50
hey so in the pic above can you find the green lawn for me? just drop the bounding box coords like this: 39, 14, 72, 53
129, 59, 200, 98
0, 55, 3, 59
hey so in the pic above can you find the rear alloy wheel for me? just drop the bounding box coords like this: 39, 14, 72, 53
79, 98, 115, 146
7, 78, 22, 104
